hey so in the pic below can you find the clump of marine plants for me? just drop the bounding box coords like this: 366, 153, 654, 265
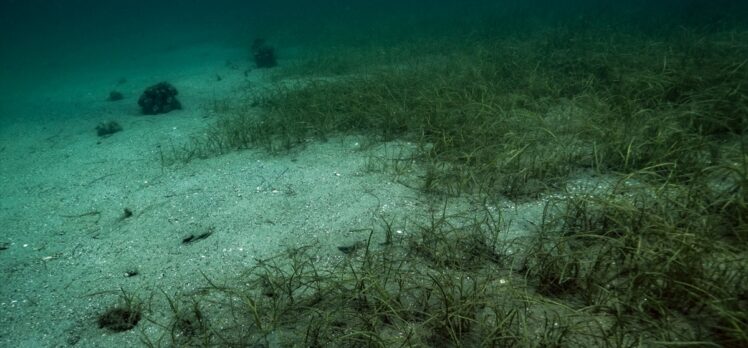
143, 202, 579, 347
149, 155, 746, 346
175, 15, 746, 194
521, 167, 748, 346
138, 82, 182, 115
146, 177, 748, 346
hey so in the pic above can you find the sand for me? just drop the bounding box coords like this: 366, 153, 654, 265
0, 41, 418, 347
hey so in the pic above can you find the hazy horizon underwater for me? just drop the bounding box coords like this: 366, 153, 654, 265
1, 1, 747, 347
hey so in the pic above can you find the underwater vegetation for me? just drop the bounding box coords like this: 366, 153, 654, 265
137, 7, 748, 348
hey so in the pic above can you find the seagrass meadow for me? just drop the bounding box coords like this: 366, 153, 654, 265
1, 1, 746, 347
152, 4, 748, 347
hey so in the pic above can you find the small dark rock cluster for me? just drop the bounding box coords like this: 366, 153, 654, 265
251, 39, 277, 68
138, 82, 182, 115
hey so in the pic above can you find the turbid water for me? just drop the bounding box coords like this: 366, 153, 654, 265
2, 1, 747, 347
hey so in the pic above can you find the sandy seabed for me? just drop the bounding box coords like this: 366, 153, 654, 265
0, 41, 426, 347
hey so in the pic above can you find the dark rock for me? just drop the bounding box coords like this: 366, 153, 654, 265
138, 82, 182, 115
